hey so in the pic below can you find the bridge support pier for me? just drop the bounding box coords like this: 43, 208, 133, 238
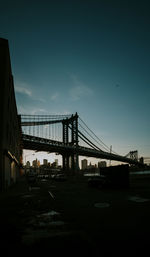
62, 154, 79, 174
62, 113, 79, 174
62, 154, 69, 172
70, 113, 79, 172
70, 153, 79, 172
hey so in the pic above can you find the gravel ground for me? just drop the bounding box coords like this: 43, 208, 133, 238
0, 174, 150, 257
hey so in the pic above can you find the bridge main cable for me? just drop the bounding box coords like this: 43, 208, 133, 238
21, 119, 68, 126
78, 130, 103, 152
79, 117, 119, 155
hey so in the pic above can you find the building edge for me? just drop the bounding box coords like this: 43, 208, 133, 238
0, 38, 22, 191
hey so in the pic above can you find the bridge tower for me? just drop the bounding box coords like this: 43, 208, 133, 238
129, 151, 138, 162
62, 112, 79, 173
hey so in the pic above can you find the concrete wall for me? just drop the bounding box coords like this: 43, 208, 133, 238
0, 38, 22, 191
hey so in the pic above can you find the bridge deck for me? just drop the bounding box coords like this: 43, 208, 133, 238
22, 134, 138, 165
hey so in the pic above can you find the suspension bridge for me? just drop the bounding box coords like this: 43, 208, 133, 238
21, 113, 139, 171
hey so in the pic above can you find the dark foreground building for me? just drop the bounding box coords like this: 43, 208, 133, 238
0, 38, 22, 191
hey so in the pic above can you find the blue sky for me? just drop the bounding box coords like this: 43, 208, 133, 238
1, 0, 150, 164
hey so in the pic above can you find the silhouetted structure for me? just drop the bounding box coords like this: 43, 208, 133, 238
81, 159, 88, 170
21, 113, 140, 173
0, 38, 22, 190
100, 164, 129, 188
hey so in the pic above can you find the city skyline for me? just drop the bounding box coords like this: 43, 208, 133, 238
1, 0, 150, 162
25, 157, 107, 170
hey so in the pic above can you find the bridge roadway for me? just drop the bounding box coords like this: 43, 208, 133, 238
22, 134, 138, 165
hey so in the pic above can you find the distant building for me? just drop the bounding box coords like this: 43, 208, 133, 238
37, 160, 40, 167
32, 159, 38, 167
139, 157, 144, 164
43, 159, 48, 166
98, 161, 107, 168
55, 159, 58, 167
26, 161, 30, 168
51, 161, 57, 168
0, 38, 22, 191
81, 159, 88, 170
87, 162, 95, 169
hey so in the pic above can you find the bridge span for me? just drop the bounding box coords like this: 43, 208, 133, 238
21, 113, 140, 170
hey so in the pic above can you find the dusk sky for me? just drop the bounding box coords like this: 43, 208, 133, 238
1, 0, 150, 164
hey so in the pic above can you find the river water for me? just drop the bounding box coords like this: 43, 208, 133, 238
130, 170, 150, 175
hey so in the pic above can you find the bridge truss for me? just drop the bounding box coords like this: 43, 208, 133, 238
21, 113, 139, 171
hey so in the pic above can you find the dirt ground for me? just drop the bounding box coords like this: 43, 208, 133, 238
0, 173, 150, 257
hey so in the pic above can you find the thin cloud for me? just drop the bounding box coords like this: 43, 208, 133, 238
17, 105, 27, 114
70, 85, 93, 101
17, 106, 48, 115
14, 80, 32, 97
14, 79, 47, 104
50, 92, 59, 101
38, 98, 46, 103
30, 108, 48, 115
15, 86, 32, 97
69, 74, 93, 101
54, 110, 71, 115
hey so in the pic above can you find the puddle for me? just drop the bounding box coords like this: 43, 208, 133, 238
22, 229, 71, 245
94, 202, 110, 208
24, 209, 65, 244
37, 210, 60, 218
22, 194, 33, 198
35, 220, 65, 228
46, 221, 65, 227
48, 191, 55, 199
128, 196, 150, 203
27, 210, 63, 230
29, 186, 40, 191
